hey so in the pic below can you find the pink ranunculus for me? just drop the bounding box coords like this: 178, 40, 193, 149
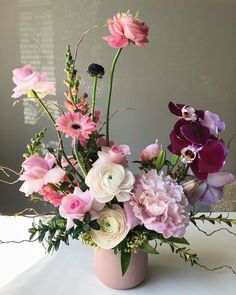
59, 187, 101, 230
140, 142, 161, 162
40, 185, 64, 207
103, 12, 149, 48
12, 65, 56, 99
95, 144, 131, 167
127, 170, 189, 239
19, 153, 65, 196
97, 137, 115, 148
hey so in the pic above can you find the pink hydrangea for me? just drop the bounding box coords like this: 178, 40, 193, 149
19, 154, 65, 196
124, 170, 189, 238
103, 12, 149, 48
12, 65, 56, 98
56, 111, 96, 145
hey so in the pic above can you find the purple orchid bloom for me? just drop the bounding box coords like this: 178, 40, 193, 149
200, 111, 225, 137
183, 172, 234, 205
168, 101, 204, 121
168, 101, 228, 180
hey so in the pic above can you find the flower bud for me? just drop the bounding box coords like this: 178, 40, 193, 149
87, 63, 105, 78
140, 142, 161, 162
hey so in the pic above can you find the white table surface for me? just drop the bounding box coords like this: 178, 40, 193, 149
0, 214, 235, 295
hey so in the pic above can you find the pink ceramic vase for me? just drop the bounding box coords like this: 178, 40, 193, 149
94, 248, 148, 290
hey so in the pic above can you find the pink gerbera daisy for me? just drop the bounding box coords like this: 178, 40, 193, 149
56, 111, 96, 144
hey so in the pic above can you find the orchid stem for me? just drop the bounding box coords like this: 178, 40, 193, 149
91, 76, 98, 121
105, 48, 123, 146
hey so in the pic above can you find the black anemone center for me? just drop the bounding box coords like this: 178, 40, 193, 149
71, 123, 81, 130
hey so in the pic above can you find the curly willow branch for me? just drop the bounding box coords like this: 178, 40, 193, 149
197, 262, 236, 275
193, 223, 236, 237
11, 208, 56, 219
73, 24, 106, 66
0, 238, 37, 245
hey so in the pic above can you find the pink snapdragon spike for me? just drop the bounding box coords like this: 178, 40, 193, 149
103, 12, 149, 48
126, 170, 189, 239
12, 65, 56, 99
59, 187, 103, 230
56, 111, 96, 145
140, 142, 161, 162
19, 154, 65, 196
95, 144, 131, 167
168, 101, 227, 180
40, 185, 64, 207
184, 172, 234, 205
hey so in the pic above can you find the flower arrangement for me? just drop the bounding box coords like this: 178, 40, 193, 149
4, 11, 236, 280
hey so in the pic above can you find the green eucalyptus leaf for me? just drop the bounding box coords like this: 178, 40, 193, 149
83, 212, 91, 224
141, 242, 159, 254
89, 220, 100, 230
121, 251, 131, 276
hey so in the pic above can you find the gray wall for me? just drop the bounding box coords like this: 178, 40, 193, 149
0, 0, 236, 213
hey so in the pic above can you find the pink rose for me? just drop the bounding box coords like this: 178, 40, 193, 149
40, 185, 64, 207
97, 137, 115, 148
140, 142, 161, 162
12, 65, 56, 98
95, 144, 131, 167
19, 154, 65, 196
103, 12, 149, 48
59, 187, 103, 230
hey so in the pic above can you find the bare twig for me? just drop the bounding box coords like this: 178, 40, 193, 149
197, 262, 236, 275
193, 222, 236, 237
0, 238, 37, 245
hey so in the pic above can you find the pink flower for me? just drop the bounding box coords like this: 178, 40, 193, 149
19, 154, 65, 196
59, 187, 103, 230
95, 144, 131, 167
126, 170, 189, 238
40, 185, 64, 207
97, 137, 115, 148
103, 12, 149, 48
56, 111, 96, 144
140, 142, 161, 162
64, 96, 89, 114
12, 65, 56, 99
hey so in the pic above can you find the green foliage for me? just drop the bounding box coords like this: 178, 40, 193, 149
140, 242, 159, 254
120, 251, 131, 276
23, 128, 46, 158
155, 149, 166, 172
190, 213, 236, 227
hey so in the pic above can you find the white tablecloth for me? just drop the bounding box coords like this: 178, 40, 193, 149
0, 214, 236, 295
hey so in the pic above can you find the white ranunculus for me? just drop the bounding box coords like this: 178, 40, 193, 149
85, 162, 135, 203
90, 205, 129, 249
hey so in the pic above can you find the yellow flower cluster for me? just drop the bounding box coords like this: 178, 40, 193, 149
79, 232, 98, 248
124, 233, 147, 253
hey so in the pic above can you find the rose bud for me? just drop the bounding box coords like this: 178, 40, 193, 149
140, 142, 161, 162
87, 63, 105, 78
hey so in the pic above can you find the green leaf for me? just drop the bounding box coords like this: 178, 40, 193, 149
120, 251, 131, 276
83, 224, 91, 232
141, 242, 159, 254
73, 219, 83, 227
47, 147, 54, 154
73, 226, 83, 238
83, 212, 91, 224
165, 237, 190, 245
155, 150, 166, 172
170, 155, 179, 167
89, 220, 100, 230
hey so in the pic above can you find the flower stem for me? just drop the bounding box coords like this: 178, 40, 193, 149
74, 141, 87, 177
32, 91, 83, 181
91, 76, 98, 121
105, 48, 123, 146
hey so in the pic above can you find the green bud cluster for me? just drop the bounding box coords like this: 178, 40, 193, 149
79, 232, 97, 248
124, 233, 148, 253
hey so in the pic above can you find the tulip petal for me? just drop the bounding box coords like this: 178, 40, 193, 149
200, 186, 223, 205
207, 172, 234, 187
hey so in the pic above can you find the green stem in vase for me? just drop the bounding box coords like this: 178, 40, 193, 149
74, 141, 87, 178
105, 48, 123, 146
91, 76, 98, 121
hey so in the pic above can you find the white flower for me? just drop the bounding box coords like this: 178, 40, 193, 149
85, 163, 135, 203
90, 205, 129, 249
